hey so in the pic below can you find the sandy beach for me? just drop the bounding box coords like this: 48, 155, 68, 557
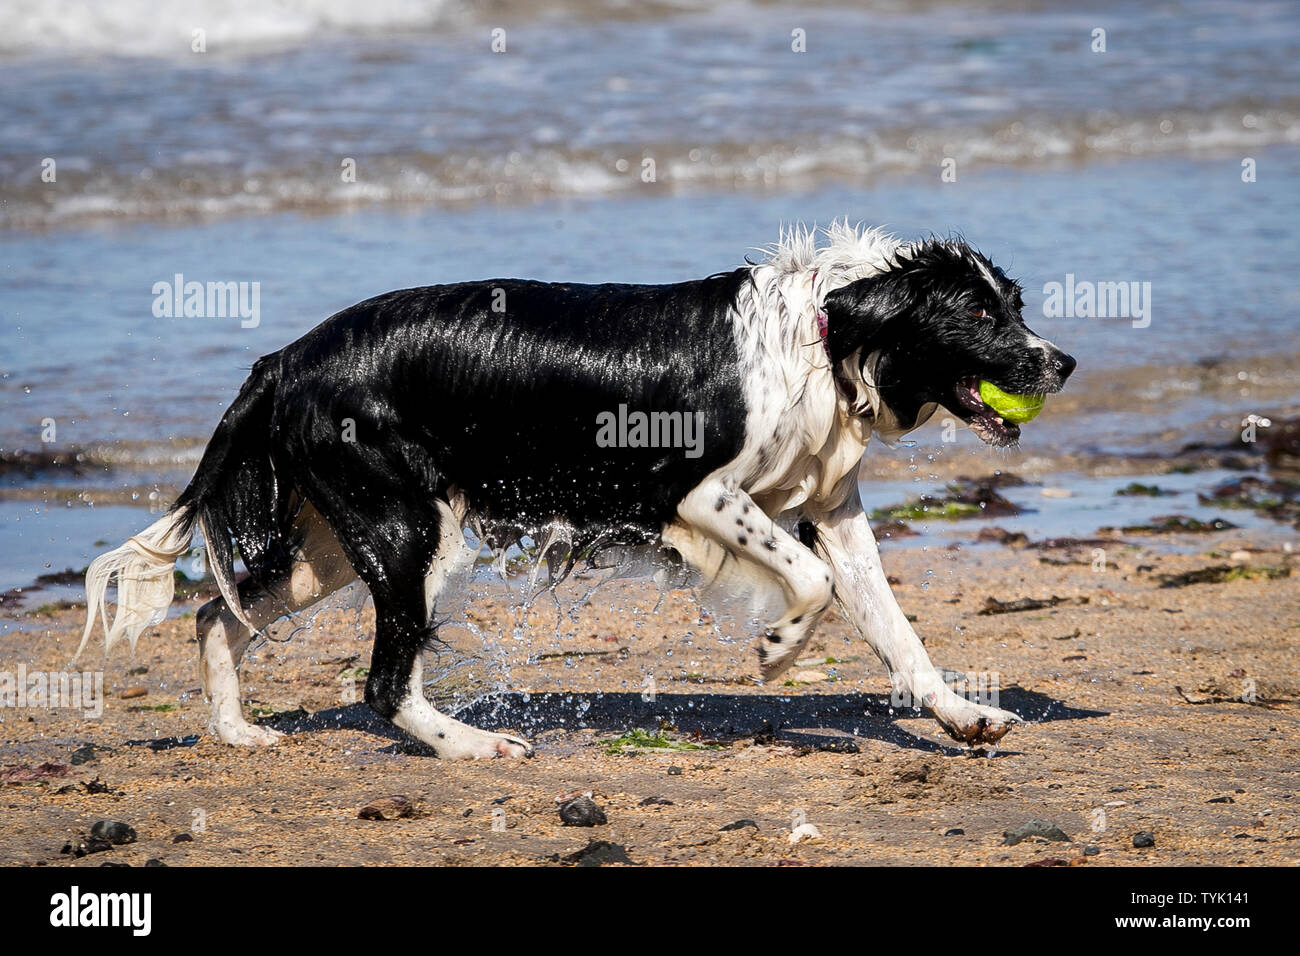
4, 489, 1297, 867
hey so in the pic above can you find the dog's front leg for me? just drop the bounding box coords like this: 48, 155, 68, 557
809, 471, 1021, 745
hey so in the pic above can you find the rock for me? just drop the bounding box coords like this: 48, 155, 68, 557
1001, 819, 1070, 846
357, 795, 418, 820
719, 819, 758, 832
792, 670, 828, 683
119, 686, 147, 700
145, 859, 167, 867
69, 745, 100, 766
638, 796, 673, 807
558, 795, 607, 827
1132, 831, 1156, 848
171, 832, 194, 843
1207, 795, 1235, 804
90, 820, 137, 845
667, 765, 683, 776
788, 823, 821, 844
62, 836, 113, 857
944, 828, 965, 836
1083, 844, 1100, 856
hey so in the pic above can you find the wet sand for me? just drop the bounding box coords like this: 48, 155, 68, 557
2, 522, 1297, 867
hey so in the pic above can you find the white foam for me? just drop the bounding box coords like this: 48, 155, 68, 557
0, 0, 464, 57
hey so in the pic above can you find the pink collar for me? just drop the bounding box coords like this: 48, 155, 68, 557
813, 270, 830, 353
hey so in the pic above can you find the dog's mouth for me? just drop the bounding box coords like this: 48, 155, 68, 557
949, 376, 1021, 447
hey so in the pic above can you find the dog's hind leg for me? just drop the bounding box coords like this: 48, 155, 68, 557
198, 504, 357, 746
293, 455, 533, 759
672, 479, 834, 680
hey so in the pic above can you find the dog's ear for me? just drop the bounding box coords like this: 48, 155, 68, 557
821, 271, 919, 364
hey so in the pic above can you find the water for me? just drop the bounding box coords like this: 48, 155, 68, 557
3, 0, 1299, 601
2, 0, 1297, 227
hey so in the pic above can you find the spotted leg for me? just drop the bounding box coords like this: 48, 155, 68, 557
675, 479, 835, 680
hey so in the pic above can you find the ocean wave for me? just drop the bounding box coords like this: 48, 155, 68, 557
2, 103, 1295, 230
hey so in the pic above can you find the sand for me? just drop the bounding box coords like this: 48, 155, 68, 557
2, 521, 1298, 867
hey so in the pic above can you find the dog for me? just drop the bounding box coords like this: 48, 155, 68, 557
80, 222, 1074, 758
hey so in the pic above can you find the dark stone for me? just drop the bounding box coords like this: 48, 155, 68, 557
1132, 831, 1156, 848
90, 820, 137, 845
1001, 819, 1070, 846
558, 795, 607, 827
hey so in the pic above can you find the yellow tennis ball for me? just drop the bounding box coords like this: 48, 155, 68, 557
978, 380, 1045, 424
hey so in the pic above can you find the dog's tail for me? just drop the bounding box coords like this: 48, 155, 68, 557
79, 354, 289, 660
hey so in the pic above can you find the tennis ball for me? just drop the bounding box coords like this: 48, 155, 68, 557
978, 380, 1045, 425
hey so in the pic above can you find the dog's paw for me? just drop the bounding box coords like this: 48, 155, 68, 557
757, 623, 815, 682
438, 727, 535, 761
216, 721, 284, 747
934, 700, 1022, 746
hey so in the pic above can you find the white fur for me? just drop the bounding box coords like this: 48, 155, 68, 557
78, 511, 192, 661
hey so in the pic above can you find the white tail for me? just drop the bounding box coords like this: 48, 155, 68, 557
77, 511, 194, 661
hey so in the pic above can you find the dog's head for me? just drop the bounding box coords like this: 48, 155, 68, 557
822, 238, 1075, 447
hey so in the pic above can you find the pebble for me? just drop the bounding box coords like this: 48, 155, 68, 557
1001, 819, 1069, 846
667, 765, 683, 776
788, 823, 821, 844
1132, 831, 1156, 848
357, 795, 417, 820
792, 670, 828, 683
720, 819, 758, 832
944, 828, 965, 836
172, 833, 194, 843
61, 837, 113, 857
90, 820, 137, 845
1083, 844, 1100, 856
119, 686, 147, 700
69, 745, 100, 766
558, 795, 607, 827
638, 796, 673, 807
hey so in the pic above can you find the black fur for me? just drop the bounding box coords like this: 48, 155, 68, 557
174, 272, 751, 717
824, 239, 1075, 441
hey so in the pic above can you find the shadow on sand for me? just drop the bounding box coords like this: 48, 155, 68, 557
261, 686, 1106, 757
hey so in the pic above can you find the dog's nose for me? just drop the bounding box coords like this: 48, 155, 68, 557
1054, 352, 1077, 381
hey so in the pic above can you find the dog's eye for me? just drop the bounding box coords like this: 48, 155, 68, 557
972, 308, 991, 319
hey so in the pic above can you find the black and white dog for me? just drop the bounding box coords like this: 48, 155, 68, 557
81, 223, 1074, 757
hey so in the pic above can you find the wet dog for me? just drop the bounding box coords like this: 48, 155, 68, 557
82, 223, 1074, 757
